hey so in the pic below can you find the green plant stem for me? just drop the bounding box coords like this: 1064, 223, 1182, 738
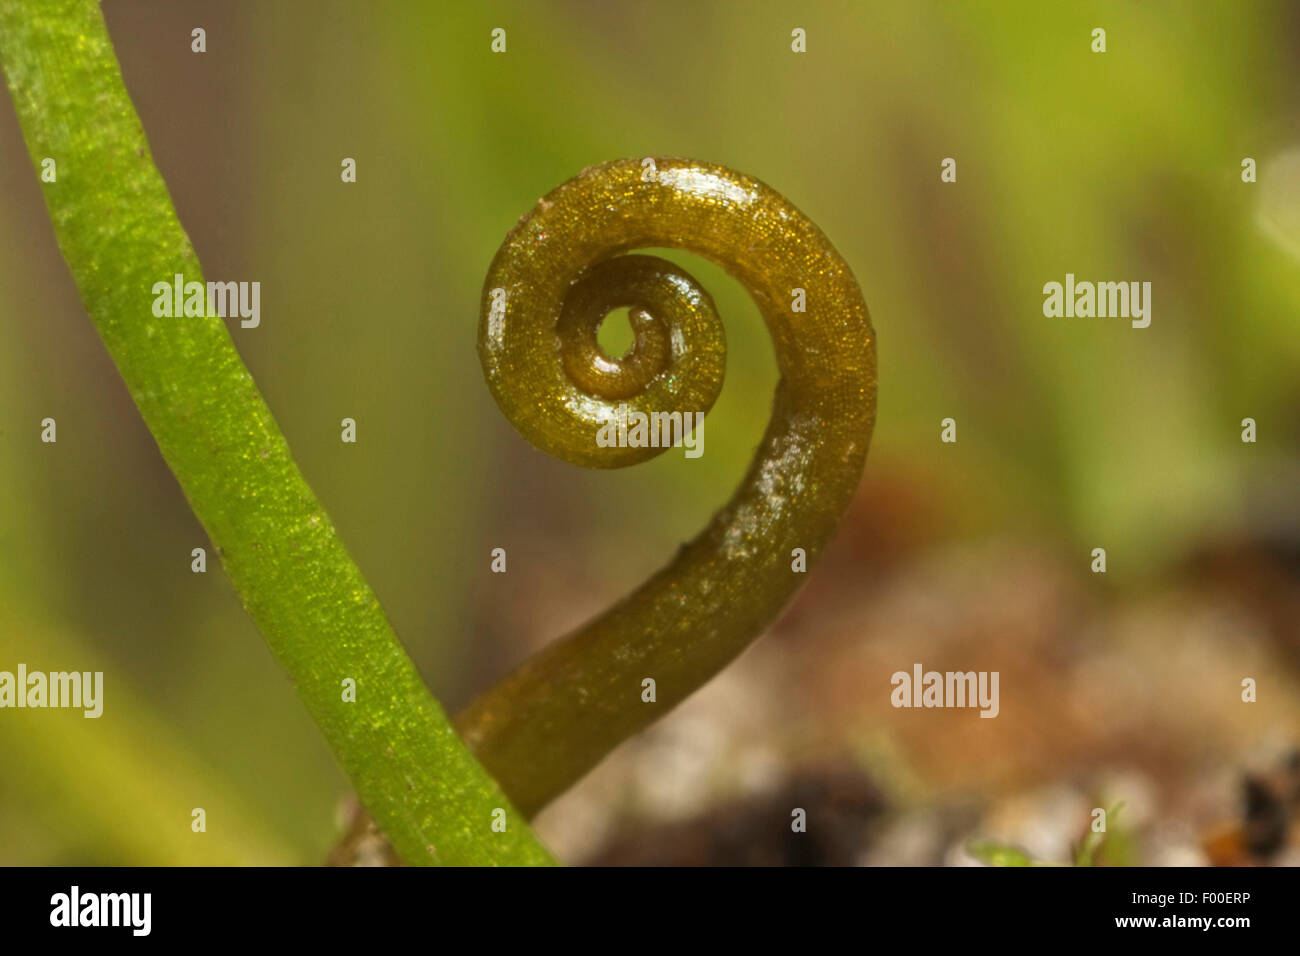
466, 159, 876, 814
0, 0, 553, 866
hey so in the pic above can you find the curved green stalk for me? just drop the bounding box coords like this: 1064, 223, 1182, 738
341, 158, 878, 859
0, 0, 553, 866
466, 158, 877, 814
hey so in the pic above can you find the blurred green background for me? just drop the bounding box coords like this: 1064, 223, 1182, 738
1, 0, 1297, 864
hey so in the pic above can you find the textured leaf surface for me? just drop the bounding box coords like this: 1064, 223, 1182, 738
0, 0, 553, 866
